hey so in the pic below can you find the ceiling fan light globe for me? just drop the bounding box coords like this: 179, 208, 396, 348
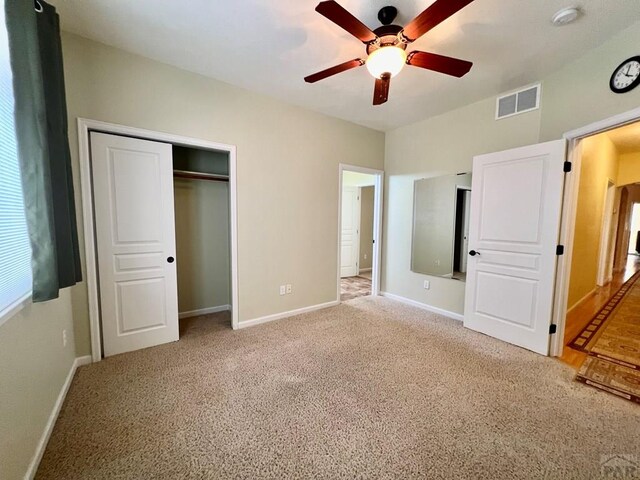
366, 46, 407, 79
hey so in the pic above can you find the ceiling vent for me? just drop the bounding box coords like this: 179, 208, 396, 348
496, 84, 541, 120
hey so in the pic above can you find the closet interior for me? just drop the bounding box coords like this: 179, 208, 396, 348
172, 146, 231, 325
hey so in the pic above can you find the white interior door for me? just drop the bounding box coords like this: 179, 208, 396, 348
91, 132, 179, 357
340, 186, 360, 277
464, 140, 566, 355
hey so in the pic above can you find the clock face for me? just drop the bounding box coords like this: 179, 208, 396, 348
611, 57, 640, 94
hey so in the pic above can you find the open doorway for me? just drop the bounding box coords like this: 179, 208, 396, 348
453, 186, 471, 281
628, 203, 640, 256
338, 166, 383, 302
172, 146, 232, 338
560, 119, 640, 401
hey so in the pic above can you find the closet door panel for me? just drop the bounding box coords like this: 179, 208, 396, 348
91, 132, 179, 357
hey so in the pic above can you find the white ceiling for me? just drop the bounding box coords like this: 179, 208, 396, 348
50, 0, 640, 131
606, 121, 640, 154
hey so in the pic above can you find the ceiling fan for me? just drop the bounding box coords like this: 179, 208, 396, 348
304, 0, 475, 105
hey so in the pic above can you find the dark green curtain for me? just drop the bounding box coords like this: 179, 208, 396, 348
5, 0, 81, 302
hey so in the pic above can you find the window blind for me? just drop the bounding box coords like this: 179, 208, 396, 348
0, 4, 32, 317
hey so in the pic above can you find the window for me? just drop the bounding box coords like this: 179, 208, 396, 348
0, 5, 32, 322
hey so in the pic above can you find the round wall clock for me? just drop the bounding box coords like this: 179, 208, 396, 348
610, 56, 640, 94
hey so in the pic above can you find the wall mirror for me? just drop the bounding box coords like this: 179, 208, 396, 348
411, 173, 472, 280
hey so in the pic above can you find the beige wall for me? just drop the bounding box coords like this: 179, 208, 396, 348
60, 32, 385, 355
174, 179, 230, 313
566, 135, 619, 308
539, 21, 640, 142
359, 186, 374, 270
0, 290, 76, 479
382, 20, 640, 315
618, 152, 640, 186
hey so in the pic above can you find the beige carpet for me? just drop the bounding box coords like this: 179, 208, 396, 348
37, 297, 640, 479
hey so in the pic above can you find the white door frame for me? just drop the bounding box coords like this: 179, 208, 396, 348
551, 106, 640, 357
337, 164, 384, 301
77, 118, 239, 362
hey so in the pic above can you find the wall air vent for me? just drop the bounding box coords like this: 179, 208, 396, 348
496, 84, 541, 120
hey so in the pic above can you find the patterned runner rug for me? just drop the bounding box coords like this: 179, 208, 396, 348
569, 270, 640, 362
577, 356, 640, 404
571, 271, 640, 404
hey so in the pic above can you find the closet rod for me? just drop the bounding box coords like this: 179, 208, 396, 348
173, 170, 229, 182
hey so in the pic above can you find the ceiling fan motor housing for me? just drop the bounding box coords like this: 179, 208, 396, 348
367, 6, 404, 54
367, 25, 405, 54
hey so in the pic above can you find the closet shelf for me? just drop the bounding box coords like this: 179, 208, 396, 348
173, 170, 229, 182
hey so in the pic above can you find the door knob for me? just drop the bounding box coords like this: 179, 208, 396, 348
167, 256, 175, 263
469, 250, 480, 256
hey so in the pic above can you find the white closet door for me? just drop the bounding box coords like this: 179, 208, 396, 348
91, 132, 179, 357
464, 140, 566, 355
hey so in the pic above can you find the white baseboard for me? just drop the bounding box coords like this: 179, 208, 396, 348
179, 305, 230, 319
380, 292, 464, 322
238, 300, 339, 329
566, 288, 597, 314
25, 355, 92, 480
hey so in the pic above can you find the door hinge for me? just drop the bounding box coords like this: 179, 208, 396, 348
549, 324, 557, 334
563, 161, 572, 173
556, 245, 565, 255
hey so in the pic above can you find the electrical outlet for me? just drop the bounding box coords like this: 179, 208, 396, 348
62, 329, 68, 347
279, 285, 286, 296
286, 284, 292, 294
423, 280, 430, 290
364, 253, 367, 260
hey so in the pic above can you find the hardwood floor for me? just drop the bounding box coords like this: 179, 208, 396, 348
560, 254, 640, 369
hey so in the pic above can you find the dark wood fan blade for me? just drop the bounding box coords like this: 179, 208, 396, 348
316, 1, 377, 44
304, 58, 365, 83
406, 51, 472, 77
373, 73, 390, 105
401, 0, 475, 43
